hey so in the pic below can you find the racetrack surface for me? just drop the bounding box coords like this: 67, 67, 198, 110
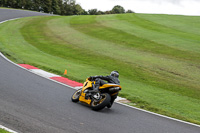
0, 8, 200, 133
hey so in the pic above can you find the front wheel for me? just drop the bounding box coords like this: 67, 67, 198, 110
71, 89, 82, 102
91, 93, 111, 111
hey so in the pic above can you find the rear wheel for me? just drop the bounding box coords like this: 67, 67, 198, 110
91, 93, 111, 111
71, 89, 81, 102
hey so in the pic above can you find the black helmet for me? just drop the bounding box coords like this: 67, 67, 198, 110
110, 71, 119, 78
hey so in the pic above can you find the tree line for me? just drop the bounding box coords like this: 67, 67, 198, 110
0, 0, 134, 15
89, 5, 134, 15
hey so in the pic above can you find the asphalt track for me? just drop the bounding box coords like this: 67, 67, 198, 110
0, 8, 200, 133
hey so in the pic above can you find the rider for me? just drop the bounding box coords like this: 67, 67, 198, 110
89, 71, 120, 108
89, 71, 120, 92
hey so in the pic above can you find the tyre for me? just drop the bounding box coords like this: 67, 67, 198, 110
91, 93, 111, 111
71, 89, 81, 102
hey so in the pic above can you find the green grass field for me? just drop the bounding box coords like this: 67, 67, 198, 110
0, 13, 200, 124
0, 128, 10, 133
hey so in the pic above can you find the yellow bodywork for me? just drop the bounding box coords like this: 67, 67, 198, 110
79, 79, 93, 105
79, 92, 92, 105
79, 78, 122, 105
99, 84, 122, 89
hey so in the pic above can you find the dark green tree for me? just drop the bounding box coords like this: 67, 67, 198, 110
41, 0, 52, 13
63, 0, 76, 15
97, 10, 105, 15
126, 9, 134, 13
105, 10, 112, 14
81, 9, 88, 15
3, 0, 8, 7
0, 0, 85, 16
32, 0, 41, 11
18, 0, 26, 9
24, 0, 33, 10
74, 4, 84, 15
88, 9, 98, 15
112, 5, 125, 14
58, 0, 65, 15
0, 0, 2, 6
7, 0, 17, 8
52, 0, 61, 14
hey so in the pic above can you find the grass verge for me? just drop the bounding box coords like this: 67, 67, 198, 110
0, 128, 11, 133
0, 14, 200, 125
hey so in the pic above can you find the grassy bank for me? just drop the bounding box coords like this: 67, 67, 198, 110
0, 13, 200, 124
0, 128, 10, 133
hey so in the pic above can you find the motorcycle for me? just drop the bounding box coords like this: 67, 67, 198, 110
71, 78, 122, 111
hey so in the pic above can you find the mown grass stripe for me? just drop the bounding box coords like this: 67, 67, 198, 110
97, 14, 200, 55
0, 14, 200, 125
70, 15, 200, 62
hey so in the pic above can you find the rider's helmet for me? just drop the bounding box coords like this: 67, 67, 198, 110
110, 71, 119, 78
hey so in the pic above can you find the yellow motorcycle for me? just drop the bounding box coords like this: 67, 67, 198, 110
71, 78, 122, 111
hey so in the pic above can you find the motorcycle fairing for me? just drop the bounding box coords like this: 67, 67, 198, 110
99, 84, 122, 89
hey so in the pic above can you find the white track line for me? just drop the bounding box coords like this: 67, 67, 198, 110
0, 19, 200, 131
0, 125, 18, 133
1, 51, 200, 129
0, 18, 20, 24
0, 18, 22, 133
